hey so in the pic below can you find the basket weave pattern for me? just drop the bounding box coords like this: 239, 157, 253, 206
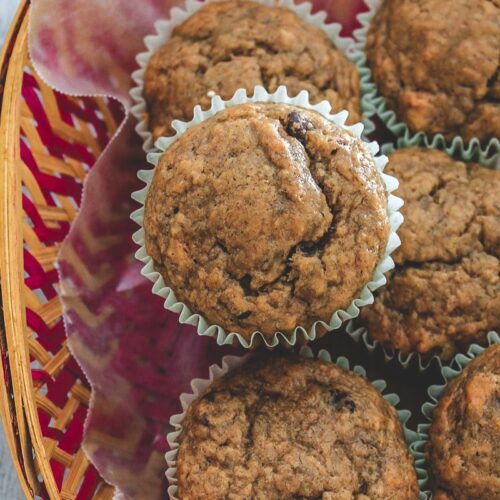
21, 65, 123, 498
1, 11, 122, 495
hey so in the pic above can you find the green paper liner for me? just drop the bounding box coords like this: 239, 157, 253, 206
412, 330, 499, 497
130, 85, 403, 349
129, 0, 376, 153
165, 346, 426, 499
353, 0, 500, 159
346, 136, 499, 370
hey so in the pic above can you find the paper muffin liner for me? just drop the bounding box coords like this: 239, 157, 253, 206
129, 0, 375, 152
352, 0, 500, 159
130, 85, 404, 349
346, 136, 499, 370
165, 346, 426, 499
411, 330, 499, 497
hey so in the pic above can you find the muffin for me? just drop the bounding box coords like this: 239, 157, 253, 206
427, 344, 500, 499
143, 0, 360, 139
143, 103, 390, 341
366, 0, 500, 143
360, 148, 500, 359
175, 354, 419, 499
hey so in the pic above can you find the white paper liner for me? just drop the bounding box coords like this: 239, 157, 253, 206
411, 330, 499, 496
353, 0, 500, 159
346, 136, 499, 370
130, 85, 404, 348
129, 0, 374, 152
165, 346, 426, 499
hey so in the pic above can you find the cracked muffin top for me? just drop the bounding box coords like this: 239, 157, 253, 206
428, 344, 500, 500
360, 148, 500, 359
143, 0, 360, 139
143, 103, 389, 341
366, 0, 500, 143
175, 354, 419, 499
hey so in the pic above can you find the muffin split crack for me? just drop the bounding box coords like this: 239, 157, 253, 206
144, 103, 389, 339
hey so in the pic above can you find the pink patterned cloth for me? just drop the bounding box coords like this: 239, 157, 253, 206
29, 1, 365, 497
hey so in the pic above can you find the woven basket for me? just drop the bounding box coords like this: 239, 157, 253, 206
0, 3, 117, 498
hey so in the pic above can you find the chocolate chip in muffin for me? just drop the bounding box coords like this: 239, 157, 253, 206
284, 111, 314, 145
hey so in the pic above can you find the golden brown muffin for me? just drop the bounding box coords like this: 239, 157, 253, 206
361, 148, 500, 359
144, 103, 389, 341
144, 0, 360, 139
428, 344, 500, 499
176, 354, 419, 499
366, 0, 500, 143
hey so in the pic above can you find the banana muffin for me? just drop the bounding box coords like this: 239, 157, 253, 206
144, 0, 360, 139
366, 0, 500, 143
175, 354, 419, 499
360, 148, 500, 359
427, 344, 500, 499
144, 103, 389, 341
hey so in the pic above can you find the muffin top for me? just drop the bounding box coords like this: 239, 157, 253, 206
360, 148, 500, 359
144, 0, 360, 139
176, 355, 418, 499
144, 103, 389, 341
366, 0, 500, 143
428, 344, 500, 500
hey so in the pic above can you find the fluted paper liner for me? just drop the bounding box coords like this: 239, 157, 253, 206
130, 85, 404, 348
346, 134, 499, 370
411, 331, 499, 496
165, 346, 426, 499
129, 0, 374, 152
353, 0, 500, 158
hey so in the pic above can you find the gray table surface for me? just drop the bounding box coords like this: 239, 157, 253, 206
1, 0, 25, 497
0, 424, 22, 499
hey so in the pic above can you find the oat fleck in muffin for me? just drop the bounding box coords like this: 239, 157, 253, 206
428, 344, 500, 500
361, 148, 500, 359
144, 0, 360, 138
144, 103, 389, 342
366, 0, 500, 143
176, 355, 419, 499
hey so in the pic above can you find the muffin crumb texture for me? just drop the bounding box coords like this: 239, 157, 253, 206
366, 0, 500, 143
176, 355, 419, 499
144, 103, 389, 341
428, 344, 500, 500
144, 0, 360, 138
361, 148, 500, 359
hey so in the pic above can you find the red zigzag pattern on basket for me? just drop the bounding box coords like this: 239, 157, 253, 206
19, 63, 123, 499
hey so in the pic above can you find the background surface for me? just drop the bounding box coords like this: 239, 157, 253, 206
1, 0, 23, 496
